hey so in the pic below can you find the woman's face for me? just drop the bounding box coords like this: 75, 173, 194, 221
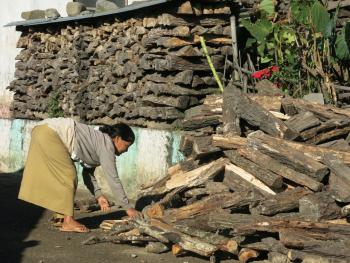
113, 136, 132, 156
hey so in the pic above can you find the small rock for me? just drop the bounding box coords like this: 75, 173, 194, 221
303, 92, 324, 105
96, 0, 119, 13
21, 10, 45, 20
131, 254, 137, 258
66, 2, 86, 17
79, 10, 93, 16
55, 245, 61, 248
45, 8, 60, 19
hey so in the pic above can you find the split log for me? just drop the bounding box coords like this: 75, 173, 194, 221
179, 135, 221, 159
322, 153, 350, 202
241, 237, 289, 255
172, 224, 238, 254
247, 131, 329, 181
165, 157, 228, 190
250, 187, 312, 216
284, 111, 321, 133
182, 115, 221, 130
280, 229, 350, 260
239, 248, 259, 263
163, 190, 263, 222
223, 166, 266, 194
157, 13, 230, 27
223, 85, 241, 136
149, 219, 218, 257
224, 150, 283, 190
282, 97, 350, 120
141, 95, 190, 109
219, 142, 323, 191
299, 192, 342, 221
300, 118, 350, 141
229, 87, 298, 140
305, 126, 350, 145
225, 163, 276, 195
319, 139, 350, 151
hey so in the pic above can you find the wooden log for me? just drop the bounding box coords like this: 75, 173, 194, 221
241, 237, 289, 255
163, 190, 263, 222
191, 136, 222, 159
322, 153, 350, 202
173, 45, 202, 57
284, 111, 321, 133
225, 164, 276, 195
154, 55, 225, 71
141, 95, 190, 109
247, 131, 329, 181
165, 157, 228, 190
224, 150, 283, 190
319, 139, 350, 151
249, 187, 312, 216
149, 219, 218, 257
238, 248, 259, 263
223, 166, 266, 194
305, 126, 350, 145
229, 87, 298, 140
212, 135, 247, 149
157, 13, 229, 27
299, 192, 342, 221
142, 81, 202, 96
182, 115, 222, 130
172, 244, 185, 256
282, 97, 350, 120
172, 224, 238, 254
218, 142, 324, 191
280, 229, 350, 260
223, 85, 241, 136
300, 119, 350, 141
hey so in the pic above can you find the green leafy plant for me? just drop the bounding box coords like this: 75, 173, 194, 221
47, 91, 64, 118
240, 0, 350, 103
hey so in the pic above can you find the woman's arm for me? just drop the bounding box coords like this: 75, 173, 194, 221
82, 167, 102, 198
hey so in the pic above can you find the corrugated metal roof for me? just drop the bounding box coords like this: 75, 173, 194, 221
4, 0, 172, 27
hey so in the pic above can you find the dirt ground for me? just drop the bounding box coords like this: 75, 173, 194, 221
0, 171, 235, 263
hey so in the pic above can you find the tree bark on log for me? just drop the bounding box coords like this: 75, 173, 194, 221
247, 131, 329, 181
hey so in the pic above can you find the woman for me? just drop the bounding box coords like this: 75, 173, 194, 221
18, 118, 138, 233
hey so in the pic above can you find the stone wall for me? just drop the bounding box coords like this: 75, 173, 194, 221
8, 0, 244, 130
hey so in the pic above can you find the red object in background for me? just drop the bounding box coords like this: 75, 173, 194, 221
251, 66, 279, 80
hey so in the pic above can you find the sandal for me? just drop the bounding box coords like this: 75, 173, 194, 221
59, 225, 90, 233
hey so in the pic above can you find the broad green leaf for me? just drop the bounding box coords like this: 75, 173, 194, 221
261, 56, 273, 63
246, 37, 256, 48
259, 0, 276, 17
291, 1, 310, 25
241, 19, 273, 43
311, 1, 330, 35
335, 29, 350, 60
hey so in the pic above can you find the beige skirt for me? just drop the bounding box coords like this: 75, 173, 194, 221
18, 124, 77, 216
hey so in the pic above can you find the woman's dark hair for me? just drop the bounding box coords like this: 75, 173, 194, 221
99, 123, 135, 143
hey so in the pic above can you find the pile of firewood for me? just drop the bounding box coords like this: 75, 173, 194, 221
7, 0, 260, 128
83, 85, 350, 262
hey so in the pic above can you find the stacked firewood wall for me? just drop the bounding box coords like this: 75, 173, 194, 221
7, 0, 251, 128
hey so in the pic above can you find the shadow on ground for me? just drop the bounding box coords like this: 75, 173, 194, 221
0, 170, 44, 263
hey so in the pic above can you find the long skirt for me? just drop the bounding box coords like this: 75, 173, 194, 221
18, 124, 77, 216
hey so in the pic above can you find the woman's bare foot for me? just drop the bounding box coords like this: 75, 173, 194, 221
59, 216, 89, 233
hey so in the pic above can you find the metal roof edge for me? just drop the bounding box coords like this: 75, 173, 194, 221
4, 0, 172, 28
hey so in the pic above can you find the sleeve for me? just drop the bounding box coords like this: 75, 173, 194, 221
82, 167, 103, 199
97, 137, 133, 209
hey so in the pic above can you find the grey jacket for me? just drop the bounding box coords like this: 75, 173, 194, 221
73, 121, 132, 209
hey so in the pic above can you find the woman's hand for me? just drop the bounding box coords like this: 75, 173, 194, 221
97, 195, 110, 212
126, 208, 141, 219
